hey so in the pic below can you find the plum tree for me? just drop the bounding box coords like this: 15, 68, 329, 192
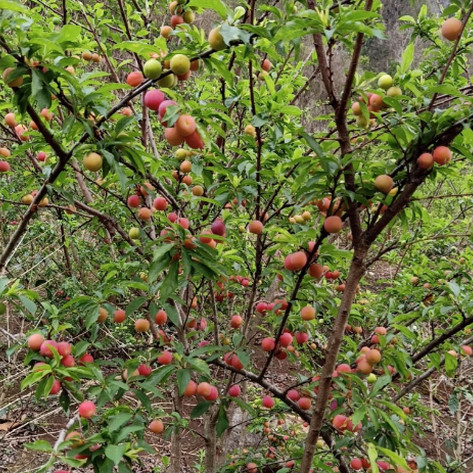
2, 2, 473, 473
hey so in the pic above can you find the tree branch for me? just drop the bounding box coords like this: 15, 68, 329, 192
394, 335, 473, 402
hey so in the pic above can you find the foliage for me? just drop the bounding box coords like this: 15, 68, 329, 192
1, 0, 473, 472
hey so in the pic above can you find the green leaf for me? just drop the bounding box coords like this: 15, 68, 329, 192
351, 406, 367, 425
448, 392, 459, 414
448, 281, 460, 297
428, 84, 464, 99
31, 69, 43, 100
123, 281, 148, 291
21, 368, 50, 390
399, 15, 415, 23
190, 401, 212, 418
382, 97, 403, 115
163, 302, 179, 326
177, 369, 191, 396
186, 357, 211, 376
25, 440, 53, 452
0, 277, 8, 295
377, 400, 407, 420
377, 447, 409, 470
73, 340, 90, 357
150, 364, 175, 385
96, 458, 114, 473
187, 0, 228, 19
159, 261, 178, 300
132, 388, 152, 413
125, 296, 147, 316
116, 424, 144, 443
445, 352, 458, 377
118, 462, 133, 473
41, 375, 55, 399
153, 243, 175, 261
149, 256, 170, 284
219, 23, 253, 46
301, 132, 325, 158
57, 25, 82, 44
400, 42, 414, 74
0, 0, 26, 12
114, 116, 136, 135
108, 412, 133, 432
273, 14, 323, 42
113, 41, 161, 57
368, 407, 380, 430
191, 259, 218, 279
59, 389, 70, 413
367, 444, 379, 473
368, 374, 391, 397
216, 405, 229, 436
105, 444, 127, 465
18, 295, 37, 315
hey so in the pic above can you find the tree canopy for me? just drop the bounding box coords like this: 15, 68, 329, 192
1, 1, 473, 473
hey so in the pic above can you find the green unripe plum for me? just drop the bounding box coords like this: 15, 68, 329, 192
386, 86, 402, 97
356, 115, 369, 128
183, 10, 195, 23
170, 54, 190, 76
367, 373, 377, 384
208, 26, 226, 51
377, 74, 393, 90
158, 72, 176, 88
129, 227, 140, 239
143, 59, 162, 79
175, 148, 188, 160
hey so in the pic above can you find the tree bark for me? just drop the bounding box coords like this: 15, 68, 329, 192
204, 405, 220, 473
170, 390, 183, 473
300, 248, 367, 473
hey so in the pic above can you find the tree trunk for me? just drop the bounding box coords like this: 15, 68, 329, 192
169, 389, 183, 473
300, 248, 367, 473
204, 405, 220, 473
